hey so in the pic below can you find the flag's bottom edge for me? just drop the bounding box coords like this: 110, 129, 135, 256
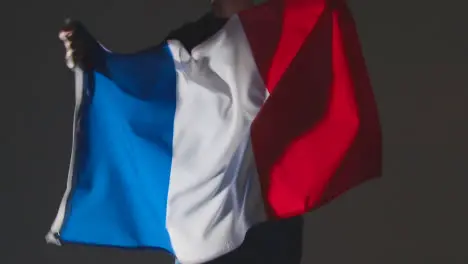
45, 224, 254, 264
45, 231, 175, 255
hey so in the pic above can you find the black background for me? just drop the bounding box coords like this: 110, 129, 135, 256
5, 0, 468, 263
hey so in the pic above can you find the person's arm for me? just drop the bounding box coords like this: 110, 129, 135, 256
58, 0, 256, 71
59, 19, 168, 93
57, 0, 257, 81
59, 19, 107, 73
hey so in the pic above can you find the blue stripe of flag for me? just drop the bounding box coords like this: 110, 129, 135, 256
61, 44, 177, 254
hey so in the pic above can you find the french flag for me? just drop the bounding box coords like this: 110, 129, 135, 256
46, 0, 381, 263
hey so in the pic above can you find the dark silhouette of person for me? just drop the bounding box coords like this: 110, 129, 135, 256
58, 1, 304, 263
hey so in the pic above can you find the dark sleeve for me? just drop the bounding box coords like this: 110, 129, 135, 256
165, 12, 228, 52
93, 12, 227, 86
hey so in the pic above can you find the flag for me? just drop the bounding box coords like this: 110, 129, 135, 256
46, 0, 381, 263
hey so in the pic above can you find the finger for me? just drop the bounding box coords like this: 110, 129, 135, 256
63, 39, 71, 49
59, 19, 83, 40
65, 50, 75, 69
65, 51, 82, 69
66, 48, 85, 69
66, 59, 75, 69
66, 48, 74, 60
63, 37, 82, 50
59, 30, 73, 41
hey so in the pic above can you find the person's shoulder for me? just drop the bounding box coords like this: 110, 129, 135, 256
166, 13, 214, 38
164, 12, 228, 51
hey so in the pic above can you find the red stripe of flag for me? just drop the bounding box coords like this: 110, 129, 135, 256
240, 0, 382, 218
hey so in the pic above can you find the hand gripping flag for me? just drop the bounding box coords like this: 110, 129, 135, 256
46, 0, 381, 263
